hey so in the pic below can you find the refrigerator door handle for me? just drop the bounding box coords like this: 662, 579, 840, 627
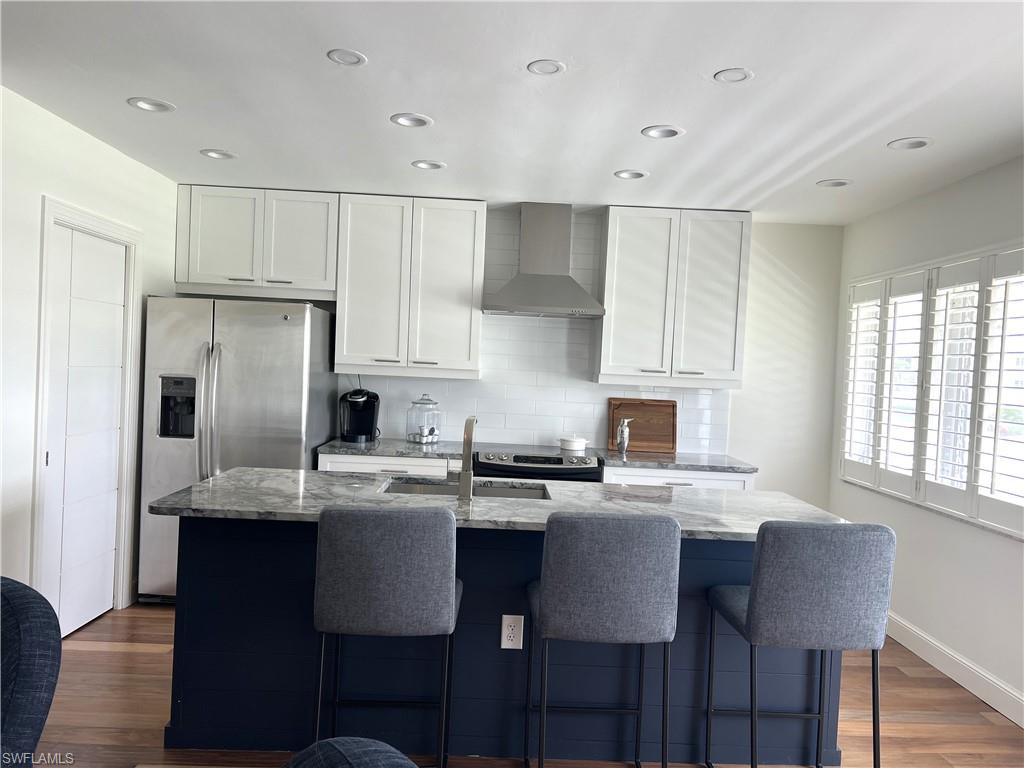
209, 341, 223, 476
196, 342, 211, 480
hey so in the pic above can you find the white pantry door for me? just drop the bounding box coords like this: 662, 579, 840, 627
42, 224, 127, 635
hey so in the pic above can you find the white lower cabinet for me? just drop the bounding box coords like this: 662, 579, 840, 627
316, 454, 448, 478
602, 466, 756, 490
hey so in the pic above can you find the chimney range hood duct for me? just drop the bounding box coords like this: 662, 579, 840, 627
482, 203, 605, 318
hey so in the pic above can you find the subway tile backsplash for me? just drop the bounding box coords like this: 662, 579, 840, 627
337, 207, 730, 453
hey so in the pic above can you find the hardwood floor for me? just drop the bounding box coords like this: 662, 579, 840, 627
36, 605, 1022, 768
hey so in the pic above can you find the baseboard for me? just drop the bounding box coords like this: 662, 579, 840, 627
887, 610, 1024, 727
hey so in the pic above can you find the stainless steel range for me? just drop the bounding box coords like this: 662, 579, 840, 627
473, 448, 604, 482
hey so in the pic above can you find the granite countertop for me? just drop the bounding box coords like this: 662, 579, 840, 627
150, 467, 838, 541
317, 438, 757, 474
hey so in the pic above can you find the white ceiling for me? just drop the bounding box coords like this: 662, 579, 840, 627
2, 2, 1022, 224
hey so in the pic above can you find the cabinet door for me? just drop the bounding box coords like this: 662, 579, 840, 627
188, 186, 264, 285
407, 199, 486, 372
672, 211, 750, 382
335, 195, 412, 368
600, 207, 681, 377
262, 190, 339, 290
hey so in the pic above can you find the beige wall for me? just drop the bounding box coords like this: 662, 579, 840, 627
1, 88, 178, 584
730, 223, 843, 508
831, 156, 1024, 724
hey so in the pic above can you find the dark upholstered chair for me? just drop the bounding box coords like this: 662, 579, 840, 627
1, 577, 62, 759
314, 507, 462, 768
524, 512, 681, 768
285, 736, 417, 768
704, 521, 897, 768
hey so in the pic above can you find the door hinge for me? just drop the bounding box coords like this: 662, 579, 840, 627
45, 450, 49, 467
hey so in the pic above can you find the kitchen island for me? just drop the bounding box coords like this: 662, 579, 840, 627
151, 467, 846, 764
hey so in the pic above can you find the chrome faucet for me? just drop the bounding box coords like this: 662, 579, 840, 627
459, 416, 477, 501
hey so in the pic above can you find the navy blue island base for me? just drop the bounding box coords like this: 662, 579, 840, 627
165, 516, 842, 765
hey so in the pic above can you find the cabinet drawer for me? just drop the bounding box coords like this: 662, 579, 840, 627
602, 466, 753, 490
316, 455, 448, 477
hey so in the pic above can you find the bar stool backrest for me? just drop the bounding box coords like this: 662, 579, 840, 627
746, 521, 896, 650
539, 512, 681, 644
314, 507, 458, 637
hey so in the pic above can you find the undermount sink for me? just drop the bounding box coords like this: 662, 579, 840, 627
384, 479, 551, 500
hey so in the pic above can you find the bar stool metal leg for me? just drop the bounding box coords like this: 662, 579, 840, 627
816, 650, 827, 768
750, 644, 758, 768
872, 648, 881, 768
441, 633, 456, 768
436, 634, 452, 768
523, 623, 535, 768
704, 608, 716, 768
662, 641, 671, 768
538, 639, 550, 768
634, 644, 646, 768
332, 634, 343, 738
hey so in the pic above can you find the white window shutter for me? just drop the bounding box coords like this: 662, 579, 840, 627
843, 280, 883, 484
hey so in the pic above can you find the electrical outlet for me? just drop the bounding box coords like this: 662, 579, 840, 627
500, 614, 524, 650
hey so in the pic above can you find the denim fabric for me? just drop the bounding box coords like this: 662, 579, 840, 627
1, 577, 62, 757
285, 737, 417, 768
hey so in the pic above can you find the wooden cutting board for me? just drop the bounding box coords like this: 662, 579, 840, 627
606, 398, 677, 454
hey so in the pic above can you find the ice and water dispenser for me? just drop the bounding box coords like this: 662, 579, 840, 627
158, 376, 196, 439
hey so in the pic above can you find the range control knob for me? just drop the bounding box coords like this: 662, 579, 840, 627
579, 456, 591, 464
485, 453, 496, 460
500, 454, 510, 461
568, 456, 579, 464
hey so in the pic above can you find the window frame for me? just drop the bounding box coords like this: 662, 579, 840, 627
839, 241, 1024, 541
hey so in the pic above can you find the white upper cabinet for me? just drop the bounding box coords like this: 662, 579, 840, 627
334, 196, 485, 379
262, 190, 339, 290
407, 199, 486, 372
600, 207, 681, 377
188, 186, 264, 285
178, 185, 337, 296
335, 194, 413, 368
598, 206, 750, 388
672, 211, 750, 383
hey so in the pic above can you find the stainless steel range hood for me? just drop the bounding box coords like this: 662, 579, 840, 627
482, 203, 605, 318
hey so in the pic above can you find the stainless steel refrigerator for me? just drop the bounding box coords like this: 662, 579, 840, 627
138, 297, 336, 598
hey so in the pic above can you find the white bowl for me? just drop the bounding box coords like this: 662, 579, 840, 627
559, 435, 589, 451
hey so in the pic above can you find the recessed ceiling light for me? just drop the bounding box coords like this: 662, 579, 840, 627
641, 125, 684, 139
527, 59, 566, 76
127, 96, 175, 113
411, 160, 446, 170
614, 169, 649, 180
713, 67, 754, 84
390, 112, 434, 128
326, 48, 367, 66
816, 178, 851, 187
199, 149, 236, 160
887, 136, 933, 151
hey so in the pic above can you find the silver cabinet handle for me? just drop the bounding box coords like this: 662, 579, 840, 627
411, 360, 439, 365
227, 277, 255, 282
380, 469, 409, 474
666, 482, 695, 487
209, 342, 223, 476
196, 342, 210, 480
640, 368, 667, 374
676, 370, 705, 375
373, 358, 401, 364
265, 278, 293, 284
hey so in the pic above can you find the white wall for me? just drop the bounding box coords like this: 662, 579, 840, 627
1, 88, 178, 585
831, 156, 1024, 724
730, 223, 843, 508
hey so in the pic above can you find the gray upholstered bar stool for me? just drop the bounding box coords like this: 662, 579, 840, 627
703, 521, 896, 768
314, 507, 462, 768
523, 511, 681, 768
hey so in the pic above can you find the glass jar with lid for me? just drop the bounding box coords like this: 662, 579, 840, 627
406, 394, 443, 444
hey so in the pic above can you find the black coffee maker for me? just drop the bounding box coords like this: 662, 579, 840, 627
338, 389, 380, 443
